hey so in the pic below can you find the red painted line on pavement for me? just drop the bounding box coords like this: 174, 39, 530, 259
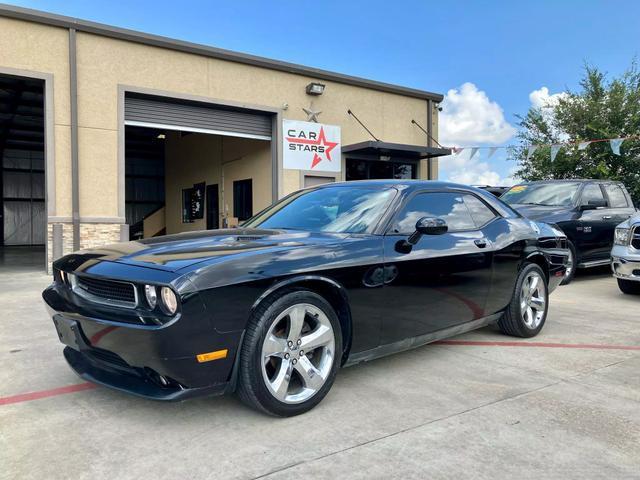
435, 340, 640, 351
0, 382, 97, 406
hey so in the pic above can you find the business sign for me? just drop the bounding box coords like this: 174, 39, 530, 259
283, 119, 341, 172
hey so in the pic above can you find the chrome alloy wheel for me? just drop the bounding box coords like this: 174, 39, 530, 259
520, 271, 546, 329
261, 303, 335, 404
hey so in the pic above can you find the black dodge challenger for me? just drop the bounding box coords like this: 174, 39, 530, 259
43, 181, 568, 416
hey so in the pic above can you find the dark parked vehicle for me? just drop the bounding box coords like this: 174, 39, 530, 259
474, 185, 509, 197
502, 179, 636, 284
44, 181, 568, 416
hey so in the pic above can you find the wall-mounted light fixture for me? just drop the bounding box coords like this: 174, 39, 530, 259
306, 82, 325, 96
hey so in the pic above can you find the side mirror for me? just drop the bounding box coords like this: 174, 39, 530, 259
579, 199, 607, 211
407, 217, 448, 245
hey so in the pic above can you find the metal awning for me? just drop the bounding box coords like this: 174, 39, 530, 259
342, 141, 451, 160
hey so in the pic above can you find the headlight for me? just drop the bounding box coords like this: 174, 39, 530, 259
144, 285, 157, 309
160, 287, 178, 315
614, 228, 630, 245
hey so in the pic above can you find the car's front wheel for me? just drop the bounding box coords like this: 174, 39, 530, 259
498, 263, 549, 338
237, 289, 342, 416
617, 278, 640, 295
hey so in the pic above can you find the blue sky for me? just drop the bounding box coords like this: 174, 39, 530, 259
8, 0, 640, 184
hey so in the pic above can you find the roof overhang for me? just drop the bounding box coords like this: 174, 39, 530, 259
0, 4, 443, 102
342, 141, 451, 160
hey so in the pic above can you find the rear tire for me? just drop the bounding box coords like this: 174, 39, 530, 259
617, 278, 640, 295
560, 240, 576, 286
237, 289, 342, 417
498, 263, 549, 338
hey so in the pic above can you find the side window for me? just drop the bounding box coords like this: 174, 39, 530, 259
604, 184, 628, 208
392, 192, 475, 234
580, 183, 606, 206
463, 194, 497, 228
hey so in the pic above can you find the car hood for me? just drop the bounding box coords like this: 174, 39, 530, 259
616, 212, 640, 229
67, 228, 350, 273
509, 204, 575, 222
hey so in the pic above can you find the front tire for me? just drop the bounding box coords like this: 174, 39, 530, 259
617, 278, 640, 295
498, 263, 549, 338
237, 290, 342, 417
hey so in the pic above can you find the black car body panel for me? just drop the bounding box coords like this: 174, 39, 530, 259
503, 180, 636, 267
43, 181, 568, 401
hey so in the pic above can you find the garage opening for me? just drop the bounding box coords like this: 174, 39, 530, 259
0, 73, 45, 271
124, 93, 274, 240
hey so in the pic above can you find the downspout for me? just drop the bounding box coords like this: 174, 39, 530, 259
69, 28, 80, 250
426, 99, 433, 180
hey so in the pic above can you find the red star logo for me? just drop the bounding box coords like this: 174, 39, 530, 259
286, 126, 338, 169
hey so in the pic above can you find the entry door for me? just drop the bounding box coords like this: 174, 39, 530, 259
206, 184, 219, 230
575, 183, 611, 261
380, 191, 494, 345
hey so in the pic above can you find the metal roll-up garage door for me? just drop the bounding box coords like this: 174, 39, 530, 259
124, 94, 272, 140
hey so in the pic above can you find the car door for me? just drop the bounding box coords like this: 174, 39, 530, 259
575, 182, 611, 262
380, 191, 494, 345
603, 183, 636, 234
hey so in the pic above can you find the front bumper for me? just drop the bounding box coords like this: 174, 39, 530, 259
43, 283, 242, 401
611, 245, 640, 282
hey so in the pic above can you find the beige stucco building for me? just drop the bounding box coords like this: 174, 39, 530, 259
0, 4, 449, 272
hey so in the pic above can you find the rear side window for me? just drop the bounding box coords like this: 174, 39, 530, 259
463, 195, 497, 227
604, 184, 628, 207
581, 183, 606, 206
391, 192, 475, 234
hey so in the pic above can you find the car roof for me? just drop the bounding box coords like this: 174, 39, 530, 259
314, 179, 476, 192
514, 179, 621, 185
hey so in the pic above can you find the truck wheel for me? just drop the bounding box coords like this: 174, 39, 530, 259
498, 263, 549, 338
560, 240, 576, 286
237, 290, 342, 417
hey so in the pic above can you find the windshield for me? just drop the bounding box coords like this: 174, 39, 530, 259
501, 183, 580, 207
243, 186, 396, 234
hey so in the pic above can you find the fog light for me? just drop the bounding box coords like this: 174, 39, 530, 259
144, 285, 157, 309
160, 287, 178, 315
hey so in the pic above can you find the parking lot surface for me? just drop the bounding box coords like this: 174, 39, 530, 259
1, 268, 639, 479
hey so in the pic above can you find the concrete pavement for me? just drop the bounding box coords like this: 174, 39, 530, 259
1, 267, 638, 479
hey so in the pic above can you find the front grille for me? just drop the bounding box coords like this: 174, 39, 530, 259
632, 226, 640, 249
76, 275, 137, 306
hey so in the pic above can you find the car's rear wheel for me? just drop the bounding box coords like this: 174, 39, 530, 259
237, 289, 342, 417
560, 240, 576, 285
617, 278, 640, 295
498, 263, 549, 338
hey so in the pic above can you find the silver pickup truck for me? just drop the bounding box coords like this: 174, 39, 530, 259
612, 213, 640, 294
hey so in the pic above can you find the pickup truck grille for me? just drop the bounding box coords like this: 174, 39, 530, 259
75, 275, 137, 307
632, 226, 640, 250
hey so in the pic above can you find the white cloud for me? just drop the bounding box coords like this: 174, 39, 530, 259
529, 86, 567, 110
439, 82, 516, 147
446, 156, 518, 187
528, 86, 569, 141
438, 82, 517, 186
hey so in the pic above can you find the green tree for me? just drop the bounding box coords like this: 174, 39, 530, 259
514, 62, 640, 203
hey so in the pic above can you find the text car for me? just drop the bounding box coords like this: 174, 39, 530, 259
43, 181, 568, 416
502, 179, 636, 284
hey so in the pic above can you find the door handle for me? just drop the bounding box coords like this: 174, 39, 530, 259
602, 215, 612, 220
474, 239, 488, 248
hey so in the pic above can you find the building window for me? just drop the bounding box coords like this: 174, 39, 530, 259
182, 187, 193, 223
233, 179, 253, 221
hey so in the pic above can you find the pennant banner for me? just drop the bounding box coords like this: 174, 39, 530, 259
526, 145, 537, 161
577, 141, 590, 150
550, 145, 561, 162
610, 138, 624, 155
487, 147, 498, 159
469, 148, 479, 160
452, 147, 464, 155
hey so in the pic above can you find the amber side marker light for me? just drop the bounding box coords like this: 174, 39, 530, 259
196, 349, 228, 363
